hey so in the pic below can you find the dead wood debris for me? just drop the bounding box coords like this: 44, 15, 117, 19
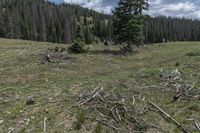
41, 48, 77, 64
43, 117, 47, 132
195, 122, 200, 131
76, 87, 158, 132
151, 69, 200, 101
75, 77, 199, 133
149, 101, 188, 133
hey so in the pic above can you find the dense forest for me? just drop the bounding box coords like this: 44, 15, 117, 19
0, 0, 200, 44
144, 16, 200, 43
0, 0, 113, 44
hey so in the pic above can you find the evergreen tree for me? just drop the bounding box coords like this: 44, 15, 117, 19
75, 24, 85, 42
68, 24, 88, 53
84, 26, 93, 44
0, 7, 5, 37
113, 0, 149, 53
107, 20, 113, 40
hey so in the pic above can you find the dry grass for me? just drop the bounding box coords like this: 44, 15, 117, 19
0, 38, 200, 132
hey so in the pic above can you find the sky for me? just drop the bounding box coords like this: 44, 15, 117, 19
50, 0, 200, 19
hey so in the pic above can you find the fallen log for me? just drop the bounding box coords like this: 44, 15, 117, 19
149, 101, 188, 133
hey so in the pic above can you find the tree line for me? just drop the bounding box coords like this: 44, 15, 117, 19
0, 0, 200, 45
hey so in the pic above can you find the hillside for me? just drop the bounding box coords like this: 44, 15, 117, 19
0, 38, 200, 132
0, 0, 113, 43
1, 0, 200, 45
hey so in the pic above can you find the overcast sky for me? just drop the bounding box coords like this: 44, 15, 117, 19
50, 0, 200, 19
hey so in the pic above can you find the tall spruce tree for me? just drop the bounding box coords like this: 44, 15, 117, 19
84, 26, 93, 44
75, 24, 85, 42
113, 0, 149, 53
68, 24, 88, 53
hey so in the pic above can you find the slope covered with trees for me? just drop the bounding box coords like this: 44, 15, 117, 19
0, 0, 113, 43
1, 0, 200, 44
144, 16, 200, 43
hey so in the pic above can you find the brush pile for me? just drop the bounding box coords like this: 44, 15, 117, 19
158, 69, 200, 101
75, 68, 200, 132
41, 47, 77, 64
76, 87, 155, 132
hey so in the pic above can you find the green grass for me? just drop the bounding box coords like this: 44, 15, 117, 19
0, 38, 200, 132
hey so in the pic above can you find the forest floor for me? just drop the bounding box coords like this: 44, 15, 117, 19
0, 38, 200, 133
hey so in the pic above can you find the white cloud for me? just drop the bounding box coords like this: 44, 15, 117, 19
186, 10, 200, 19
64, 0, 87, 4
149, 0, 162, 5
148, 1, 200, 19
63, 0, 113, 14
61, 0, 200, 19
160, 2, 195, 12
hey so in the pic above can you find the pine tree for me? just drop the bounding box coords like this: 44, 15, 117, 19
84, 26, 93, 44
0, 7, 5, 37
75, 24, 85, 43
107, 20, 113, 39
68, 23, 88, 53
113, 0, 149, 53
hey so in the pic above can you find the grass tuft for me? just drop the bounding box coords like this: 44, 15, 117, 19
95, 123, 103, 133
75, 110, 86, 130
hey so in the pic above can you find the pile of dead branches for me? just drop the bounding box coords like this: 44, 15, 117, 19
41, 47, 77, 64
76, 87, 154, 132
158, 69, 200, 101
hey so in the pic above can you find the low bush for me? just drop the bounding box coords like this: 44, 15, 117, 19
68, 39, 88, 53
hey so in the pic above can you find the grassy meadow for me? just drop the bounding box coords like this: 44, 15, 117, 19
0, 38, 200, 132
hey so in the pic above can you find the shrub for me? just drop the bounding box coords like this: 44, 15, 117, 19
68, 39, 88, 53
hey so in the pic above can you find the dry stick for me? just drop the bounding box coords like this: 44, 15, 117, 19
116, 108, 122, 121
88, 87, 99, 96
194, 95, 200, 98
55, 119, 68, 128
26, 118, 30, 126
132, 95, 135, 106
195, 122, 200, 131
149, 101, 188, 133
80, 87, 99, 99
80, 87, 103, 105
111, 106, 119, 122
188, 84, 195, 92
43, 117, 47, 132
